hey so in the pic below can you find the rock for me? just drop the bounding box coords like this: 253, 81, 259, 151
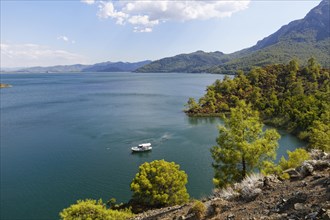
310, 149, 329, 160
305, 212, 318, 219
308, 160, 330, 171
263, 175, 280, 188
276, 192, 308, 213
297, 161, 314, 177
176, 215, 185, 220
226, 213, 235, 219
313, 174, 323, 180
283, 168, 301, 179
293, 203, 305, 210
322, 210, 330, 220
300, 181, 308, 187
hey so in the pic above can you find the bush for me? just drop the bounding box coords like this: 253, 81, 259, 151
130, 160, 189, 207
261, 161, 282, 176
214, 173, 264, 201
189, 200, 206, 219
237, 173, 264, 201
279, 148, 310, 170
59, 199, 134, 220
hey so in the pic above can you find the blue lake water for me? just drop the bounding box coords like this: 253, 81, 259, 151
0, 72, 304, 219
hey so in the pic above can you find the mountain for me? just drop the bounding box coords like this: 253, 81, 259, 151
17, 64, 89, 73
136, 50, 232, 73
137, 0, 330, 73
82, 60, 151, 72
250, 0, 329, 51
15, 60, 152, 73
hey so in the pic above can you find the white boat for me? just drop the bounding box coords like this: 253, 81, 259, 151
131, 143, 152, 152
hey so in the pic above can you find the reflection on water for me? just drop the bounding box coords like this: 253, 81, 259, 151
131, 150, 152, 158
187, 116, 223, 125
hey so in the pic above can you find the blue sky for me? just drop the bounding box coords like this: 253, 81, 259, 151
1, 0, 321, 68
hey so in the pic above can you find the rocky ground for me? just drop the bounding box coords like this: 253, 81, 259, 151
132, 150, 330, 220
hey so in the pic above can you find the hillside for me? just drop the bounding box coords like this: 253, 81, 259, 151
209, 0, 330, 74
132, 150, 329, 220
136, 51, 232, 73
136, 0, 330, 74
15, 60, 151, 73
82, 60, 151, 72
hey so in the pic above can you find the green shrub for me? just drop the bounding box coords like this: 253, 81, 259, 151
309, 117, 330, 152
261, 161, 282, 176
189, 200, 206, 219
279, 148, 310, 170
279, 172, 290, 180
59, 199, 133, 220
130, 160, 189, 207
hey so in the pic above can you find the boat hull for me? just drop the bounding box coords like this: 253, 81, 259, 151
131, 146, 152, 152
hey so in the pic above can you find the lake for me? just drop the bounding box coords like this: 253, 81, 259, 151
0, 72, 304, 219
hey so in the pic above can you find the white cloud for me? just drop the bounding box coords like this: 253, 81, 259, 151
91, 1, 250, 32
133, 27, 153, 33
81, 0, 95, 5
97, 1, 129, 25
57, 35, 75, 44
57, 35, 69, 42
0, 43, 87, 68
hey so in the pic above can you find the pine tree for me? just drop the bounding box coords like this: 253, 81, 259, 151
130, 160, 189, 207
211, 101, 280, 188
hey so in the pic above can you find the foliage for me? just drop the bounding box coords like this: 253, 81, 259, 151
211, 101, 280, 188
59, 199, 133, 220
186, 59, 330, 151
279, 148, 310, 170
308, 110, 330, 152
261, 161, 282, 176
262, 148, 311, 179
130, 160, 189, 207
106, 198, 116, 209
189, 200, 206, 219
136, 50, 232, 73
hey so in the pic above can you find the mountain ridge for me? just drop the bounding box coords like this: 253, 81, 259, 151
137, 0, 330, 73
4, 0, 329, 74
6, 60, 152, 73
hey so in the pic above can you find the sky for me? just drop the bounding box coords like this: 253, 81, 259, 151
0, 0, 322, 68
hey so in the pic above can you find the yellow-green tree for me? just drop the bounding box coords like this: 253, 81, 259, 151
309, 109, 330, 152
59, 199, 133, 220
279, 148, 310, 170
130, 160, 189, 207
211, 101, 280, 188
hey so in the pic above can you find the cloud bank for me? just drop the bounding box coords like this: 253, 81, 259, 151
1, 43, 86, 68
83, 1, 250, 32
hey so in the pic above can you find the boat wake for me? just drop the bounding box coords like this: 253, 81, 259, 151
160, 133, 171, 142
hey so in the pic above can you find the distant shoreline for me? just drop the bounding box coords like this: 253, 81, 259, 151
0, 83, 12, 88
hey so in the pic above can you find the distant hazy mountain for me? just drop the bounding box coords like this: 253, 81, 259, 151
17, 64, 89, 73
14, 60, 151, 73
137, 0, 330, 74
82, 60, 151, 72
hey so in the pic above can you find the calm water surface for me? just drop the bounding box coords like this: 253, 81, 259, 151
0, 72, 304, 219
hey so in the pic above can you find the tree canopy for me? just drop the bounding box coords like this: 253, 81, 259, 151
211, 101, 280, 188
186, 58, 329, 152
130, 160, 189, 207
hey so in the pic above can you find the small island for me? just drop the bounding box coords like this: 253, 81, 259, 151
0, 83, 12, 89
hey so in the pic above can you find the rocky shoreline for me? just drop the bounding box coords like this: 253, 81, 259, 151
131, 150, 330, 220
